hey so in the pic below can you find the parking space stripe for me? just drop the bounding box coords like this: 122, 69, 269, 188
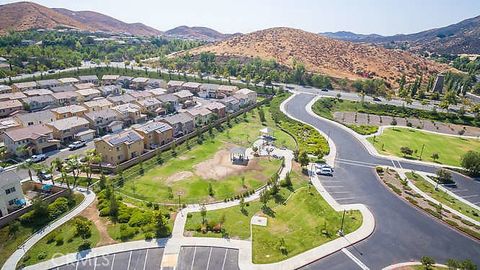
461, 194, 479, 198
93, 257, 97, 270
391, 160, 397, 168
205, 247, 213, 270
342, 248, 369, 270
336, 160, 375, 168
335, 197, 357, 201
110, 254, 116, 270
323, 185, 344, 188
143, 249, 149, 270
330, 191, 350, 194
190, 247, 197, 270
221, 249, 228, 270
127, 251, 132, 270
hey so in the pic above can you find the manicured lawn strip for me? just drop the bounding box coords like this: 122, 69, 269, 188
20, 216, 100, 267
405, 172, 480, 222
252, 188, 362, 264
0, 193, 84, 267
269, 92, 329, 155
184, 166, 308, 239
367, 128, 480, 167
346, 124, 378, 135
313, 98, 479, 127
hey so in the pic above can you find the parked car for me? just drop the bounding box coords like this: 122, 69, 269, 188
38, 171, 52, 181
68, 141, 86, 150
0, 167, 4, 173
373, 97, 382, 102
317, 167, 334, 176
315, 163, 333, 170
321, 88, 329, 92
27, 154, 47, 163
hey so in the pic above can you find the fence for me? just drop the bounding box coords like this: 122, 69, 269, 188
93, 96, 273, 174
0, 182, 69, 228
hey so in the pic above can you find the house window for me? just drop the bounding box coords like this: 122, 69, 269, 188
8, 199, 16, 206
5, 186, 16, 195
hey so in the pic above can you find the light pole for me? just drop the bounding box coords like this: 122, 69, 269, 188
419, 144, 425, 160
339, 210, 346, 236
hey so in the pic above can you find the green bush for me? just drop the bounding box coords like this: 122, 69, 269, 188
37, 252, 47, 260
128, 211, 153, 227
119, 224, 137, 240
78, 240, 91, 251
48, 197, 70, 220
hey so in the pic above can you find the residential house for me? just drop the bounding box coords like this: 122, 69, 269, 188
46, 116, 91, 142
112, 103, 146, 125
94, 130, 144, 165
23, 89, 53, 97
20, 95, 56, 111
146, 88, 167, 98
78, 75, 99, 84
147, 79, 167, 89
99, 85, 121, 97
167, 80, 184, 92
0, 118, 21, 135
3, 124, 60, 157
173, 90, 194, 104
36, 79, 61, 89
158, 112, 194, 137
157, 94, 179, 110
0, 85, 12, 94
51, 105, 87, 120
51, 85, 77, 93
0, 92, 27, 101
83, 98, 113, 112
127, 90, 152, 101
58, 77, 79, 85
204, 102, 226, 118
12, 81, 37, 92
182, 82, 202, 94
0, 172, 25, 217
15, 110, 56, 127
0, 100, 23, 117
116, 76, 133, 88
75, 88, 102, 102
134, 98, 163, 116
199, 84, 219, 98
50, 91, 79, 106
131, 77, 149, 90
219, 96, 240, 113
235, 88, 257, 104
84, 109, 120, 134
102, 75, 120, 85
185, 107, 214, 127
107, 94, 135, 106
74, 83, 95, 90
133, 121, 173, 149
217, 85, 239, 97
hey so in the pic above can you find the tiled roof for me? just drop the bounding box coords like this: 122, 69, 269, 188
4, 124, 53, 141
134, 121, 172, 134
51, 104, 87, 114
47, 116, 89, 131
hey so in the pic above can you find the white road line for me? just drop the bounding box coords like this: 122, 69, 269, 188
342, 248, 369, 270
93, 257, 97, 270
110, 253, 116, 270
330, 191, 350, 194
75, 261, 79, 270
449, 189, 469, 192
205, 247, 213, 270
397, 161, 403, 169
335, 197, 357, 201
336, 158, 378, 167
473, 202, 480, 205
190, 247, 197, 270
461, 194, 479, 198
143, 249, 149, 270
221, 249, 228, 270
336, 160, 375, 168
323, 185, 344, 188
127, 251, 132, 270
391, 160, 397, 168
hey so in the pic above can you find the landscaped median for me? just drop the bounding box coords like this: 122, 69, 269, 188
376, 166, 480, 240
367, 127, 480, 167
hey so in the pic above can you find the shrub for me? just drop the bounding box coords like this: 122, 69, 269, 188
375, 167, 384, 173
119, 224, 136, 240
128, 211, 153, 227
37, 252, 47, 260
55, 235, 64, 246
78, 240, 91, 251
48, 197, 70, 220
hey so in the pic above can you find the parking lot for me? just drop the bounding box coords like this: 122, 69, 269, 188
176, 246, 240, 270
51, 248, 164, 270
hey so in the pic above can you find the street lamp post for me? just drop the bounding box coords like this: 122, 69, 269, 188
419, 144, 425, 160
339, 210, 346, 236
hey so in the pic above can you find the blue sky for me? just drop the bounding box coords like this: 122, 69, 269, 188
1, 0, 479, 35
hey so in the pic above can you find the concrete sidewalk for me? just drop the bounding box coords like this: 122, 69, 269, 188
2, 188, 96, 270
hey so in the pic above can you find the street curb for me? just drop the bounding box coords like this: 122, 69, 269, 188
383, 262, 447, 270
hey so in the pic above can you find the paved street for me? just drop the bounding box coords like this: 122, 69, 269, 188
176, 247, 240, 270
285, 93, 480, 269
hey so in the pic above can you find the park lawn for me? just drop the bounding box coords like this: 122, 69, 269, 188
0, 193, 84, 267
20, 216, 100, 267
252, 188, 362, 264
346, 124, 379, 135
184, 165, 308, 239
406, 172, 480, 222
367, 128, 480, 167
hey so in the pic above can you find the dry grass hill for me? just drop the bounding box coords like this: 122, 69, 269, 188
190, 27, 453, 85
0, 1, 161, 36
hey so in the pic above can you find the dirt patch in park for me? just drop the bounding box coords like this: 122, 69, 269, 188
166, 171, 194, 183
194, 149, 261, 180
79, 199, 117, 247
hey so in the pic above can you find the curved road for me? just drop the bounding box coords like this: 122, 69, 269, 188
284, 93, 480, 269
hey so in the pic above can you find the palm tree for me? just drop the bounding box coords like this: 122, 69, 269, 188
65, 155, 81, 188
32, 163, 47, 183
17, 160, 35, 182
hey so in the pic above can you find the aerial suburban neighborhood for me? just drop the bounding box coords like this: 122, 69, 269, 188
0, 1, 479, 270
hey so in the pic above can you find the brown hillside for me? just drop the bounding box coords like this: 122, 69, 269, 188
190, 27, 453, 85
0, 2, 91, 34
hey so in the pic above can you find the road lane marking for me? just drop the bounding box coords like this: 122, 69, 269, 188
143, 249, 149, 270
221, 249, 228, 270
335, 197, 357, 201
190, 247, 197, 270
205, 247, 213, 270
342, 248, 369, 270
461, 194, 479, 198
110, 254, 116, 270
323, 186, 344, 188
391, 160, 397, 168
127, 251, 132, 270
330, 191, 350, 194
336, 158, 378, 167
336, 160, 376, 168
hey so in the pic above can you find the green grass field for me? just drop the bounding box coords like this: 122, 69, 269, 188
20, 216, 100, 267
368, 128, 480, 166
406, 172, 480, 222
119, 109, 292, 204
